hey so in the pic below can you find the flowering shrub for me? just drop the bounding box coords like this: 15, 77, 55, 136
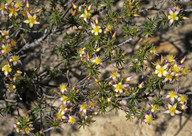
0, 0, 191, 135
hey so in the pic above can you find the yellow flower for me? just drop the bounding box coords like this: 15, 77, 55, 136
24, 12, 40, 28
0, 3, 6, 15
88, 101, 94, 107
24, 127, 30, 134
168, 91, 177, 99
172, 64, 180, 73
167, 55, 175, 62
78, 48, 85, 56
168, 12, 178, 20
59, 104, 67, 114
105, 24, 113, 33
174, 6, 180, 11
168, 8, 180, 26
166, 90, 178, 103
164, 73, 173, 82
0, 3, 6, 10
68, 116, 76, 124
2, 44, 11, 54
154, 59, 163, 66
181, 68, 188, 75
80, 103, 88, 116
91, 23, 102, 35
14, 122, 20, 132
6, 0, 13, 4
15, 125, 20, 132
59, 83, 67, 93
178, 94, 187, 104
169, 106, 176, 115
164, 104, 181, 116
9, 7, 18, 17
2, 64, 12, 76
110, 71, 120, 80
10, 56, 20, 65
94, 57, 101, 64
180, 104, 187, 110
150, 48, 157, 54
13, 72, 22, 81
79, 9, 90, 22
91, 56, 104, 67
80, 103, 88, 111
59, 95, 68, 103
145, 114, 152, 124
0, 30, 9, 38
155, 64, 168, 77
9, 39, 16, 47
151, 105, 158, 113
113, 82, 124, 93
57, 112, 63, 120
7, 84, 15, 91
15, 0, 23, 8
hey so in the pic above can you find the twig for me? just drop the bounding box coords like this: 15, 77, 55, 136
184, 9, 192, 12
117, 37, 133, 47
1, 99, 17, 103
66, 70, 72, 88
16, 29, 49, 54
43, 127, 55, 133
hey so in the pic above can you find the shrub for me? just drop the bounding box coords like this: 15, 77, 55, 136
0, 0, 190, 135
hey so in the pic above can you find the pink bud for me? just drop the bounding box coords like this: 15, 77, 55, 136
88, 4, 92, 11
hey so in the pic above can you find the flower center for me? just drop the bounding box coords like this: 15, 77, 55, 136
81, 104, 88, 111
7, 0, 13, 4
4, 65, 10, 72
25, 127, 30, 133
60, 84, 67, 91
29, 17, 36, 24
172, 65, 180, 72
111, 72, 118, 78
8, 84, 15, 91
94, 26, 100, 33
145, 115, 152, 123
10, 8, 17, 15
3, 46, 11, 53
157, 67, 164, 75
16, 1, 22, 8
0, 4, 5, 10
116, 84, 123, 91
95, 57, 101, 64
170, 13, 177, 20
61, 95, 68, 101
169, 107, 176, 114
152, 105, 158, 112
83, 13, 90, 19
78, 48, 84, 55
12, 56, 19, 62
69, 116, 76, 123
180, 95, 187, 102
169, 92, 176, 98
57, 112, 62, 120
107, 25, 112, 30
165, 74, 172, 80
60, 106, 67, 111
